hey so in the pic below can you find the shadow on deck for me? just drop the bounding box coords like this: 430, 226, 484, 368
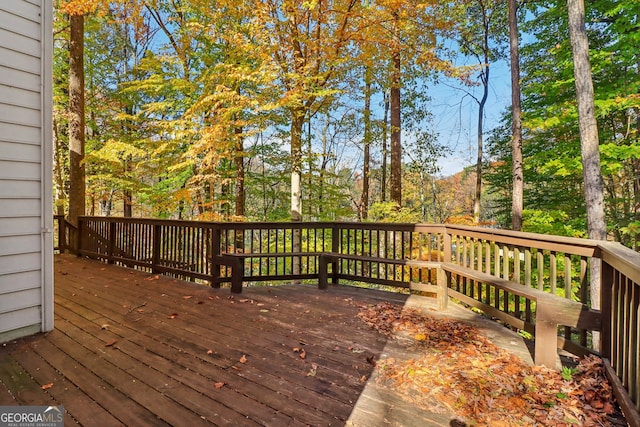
0, 254, 535, 426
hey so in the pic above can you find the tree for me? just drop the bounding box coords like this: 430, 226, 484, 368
567, 0, 606, 317
453, 0, 507, 223
68, 11, 86, 226
509, 0, 523, 231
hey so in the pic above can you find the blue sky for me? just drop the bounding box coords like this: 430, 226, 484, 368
432, 58, 512, 177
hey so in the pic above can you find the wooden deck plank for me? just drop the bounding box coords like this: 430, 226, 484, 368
0, 254, 543, 426
55, 268, 384, 414
54, 280, 352, 421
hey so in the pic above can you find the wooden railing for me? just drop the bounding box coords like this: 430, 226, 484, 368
54, 216, 640, 424
53, 214, 77, 254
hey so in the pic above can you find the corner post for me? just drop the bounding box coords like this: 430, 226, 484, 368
443, 228, 452, 263
535, 304, 559, 369
600, 259, 614, 360
436, 267, 449, 310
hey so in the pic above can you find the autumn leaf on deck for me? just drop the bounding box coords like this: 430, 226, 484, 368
41, 383, 54, 390
307, 363, 318, 377
358, 303, 621, 426
214, 382, 226, 389
169, 313, 178, 319
239, 354, 247, 364
182, 295, 192, 299
105, 339, 118, 347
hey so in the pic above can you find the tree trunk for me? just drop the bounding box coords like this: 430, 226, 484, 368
290, 108, 305, 279
68, 14, 85, 227
362, 68, 372, 220
567, 0, 606, 320
389, 47, 402, 207
509, 0, 524, 231
381, 91, 389, 202
290, 109, 305, 222
473, 60, 489, 223
53, 115, 66, 216
234, 125, 245, 218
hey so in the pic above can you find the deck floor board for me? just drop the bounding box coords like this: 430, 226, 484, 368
0, 254, 536, 426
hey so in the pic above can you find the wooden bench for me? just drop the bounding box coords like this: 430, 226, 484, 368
441, 263, 601, 368
318, 253, 448, 309
213, 252, 325, 293
318, 252, 601, 369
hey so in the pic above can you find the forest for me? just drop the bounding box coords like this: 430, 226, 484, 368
53, 0, 639, 249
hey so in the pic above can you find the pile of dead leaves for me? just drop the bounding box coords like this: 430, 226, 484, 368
357, 302, 621, 426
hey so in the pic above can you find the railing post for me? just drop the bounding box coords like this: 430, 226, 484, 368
600, 259, 614, 360
210, 226, 222, 288
534, 306, 559, 369
108, 221, 116, 264
437, 267, 449, 310
443, 229, 452, 263
58, 216, 66, 252
152, 223, 161, 273
76, 217, 83, 256
331, 224, 340, 283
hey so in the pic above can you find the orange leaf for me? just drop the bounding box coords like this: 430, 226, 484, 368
183, 295, 193, 299
239, 354, 247, 364
105, 339, 118, 347
299, 349, 306, 359
169, 313, 178, 319
214, 382, 226, 389
41, 383, 54, 390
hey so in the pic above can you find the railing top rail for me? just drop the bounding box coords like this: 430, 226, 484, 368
76, 216, 627, 258
442, 224, 599, 256
599, 241, 640, 284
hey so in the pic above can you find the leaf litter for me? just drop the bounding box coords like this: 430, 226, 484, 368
357, 302, 622, 426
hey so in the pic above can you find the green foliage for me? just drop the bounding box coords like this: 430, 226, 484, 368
367, 202, 422, 223
522, 210, 586, 238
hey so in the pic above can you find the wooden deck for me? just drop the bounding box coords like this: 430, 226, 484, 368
0, 254, 536, 426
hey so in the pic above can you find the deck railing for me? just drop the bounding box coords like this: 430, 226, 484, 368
55, 215, 640, 424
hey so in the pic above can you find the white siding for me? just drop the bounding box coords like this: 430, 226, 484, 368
0, 0, 53, 342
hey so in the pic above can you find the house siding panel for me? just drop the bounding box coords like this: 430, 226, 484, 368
0, 180, 40, 198
0, 217, 41, 236
0, 0, 53, 343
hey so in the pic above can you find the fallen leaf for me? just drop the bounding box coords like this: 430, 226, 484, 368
105, 339, 118, 347
101, 324, 110, 330
169, 313, 178, 319
414, 333, 427, 341
207, 349, 213, 355
183, 295, 193, 299
214, 382, 226, 389
41, 383, 54, 390
239, 354, 247, 364
307, 363, 318, 377
299, 349, 307, 359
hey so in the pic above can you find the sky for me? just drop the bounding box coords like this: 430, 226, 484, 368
431, 58, 512, 177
